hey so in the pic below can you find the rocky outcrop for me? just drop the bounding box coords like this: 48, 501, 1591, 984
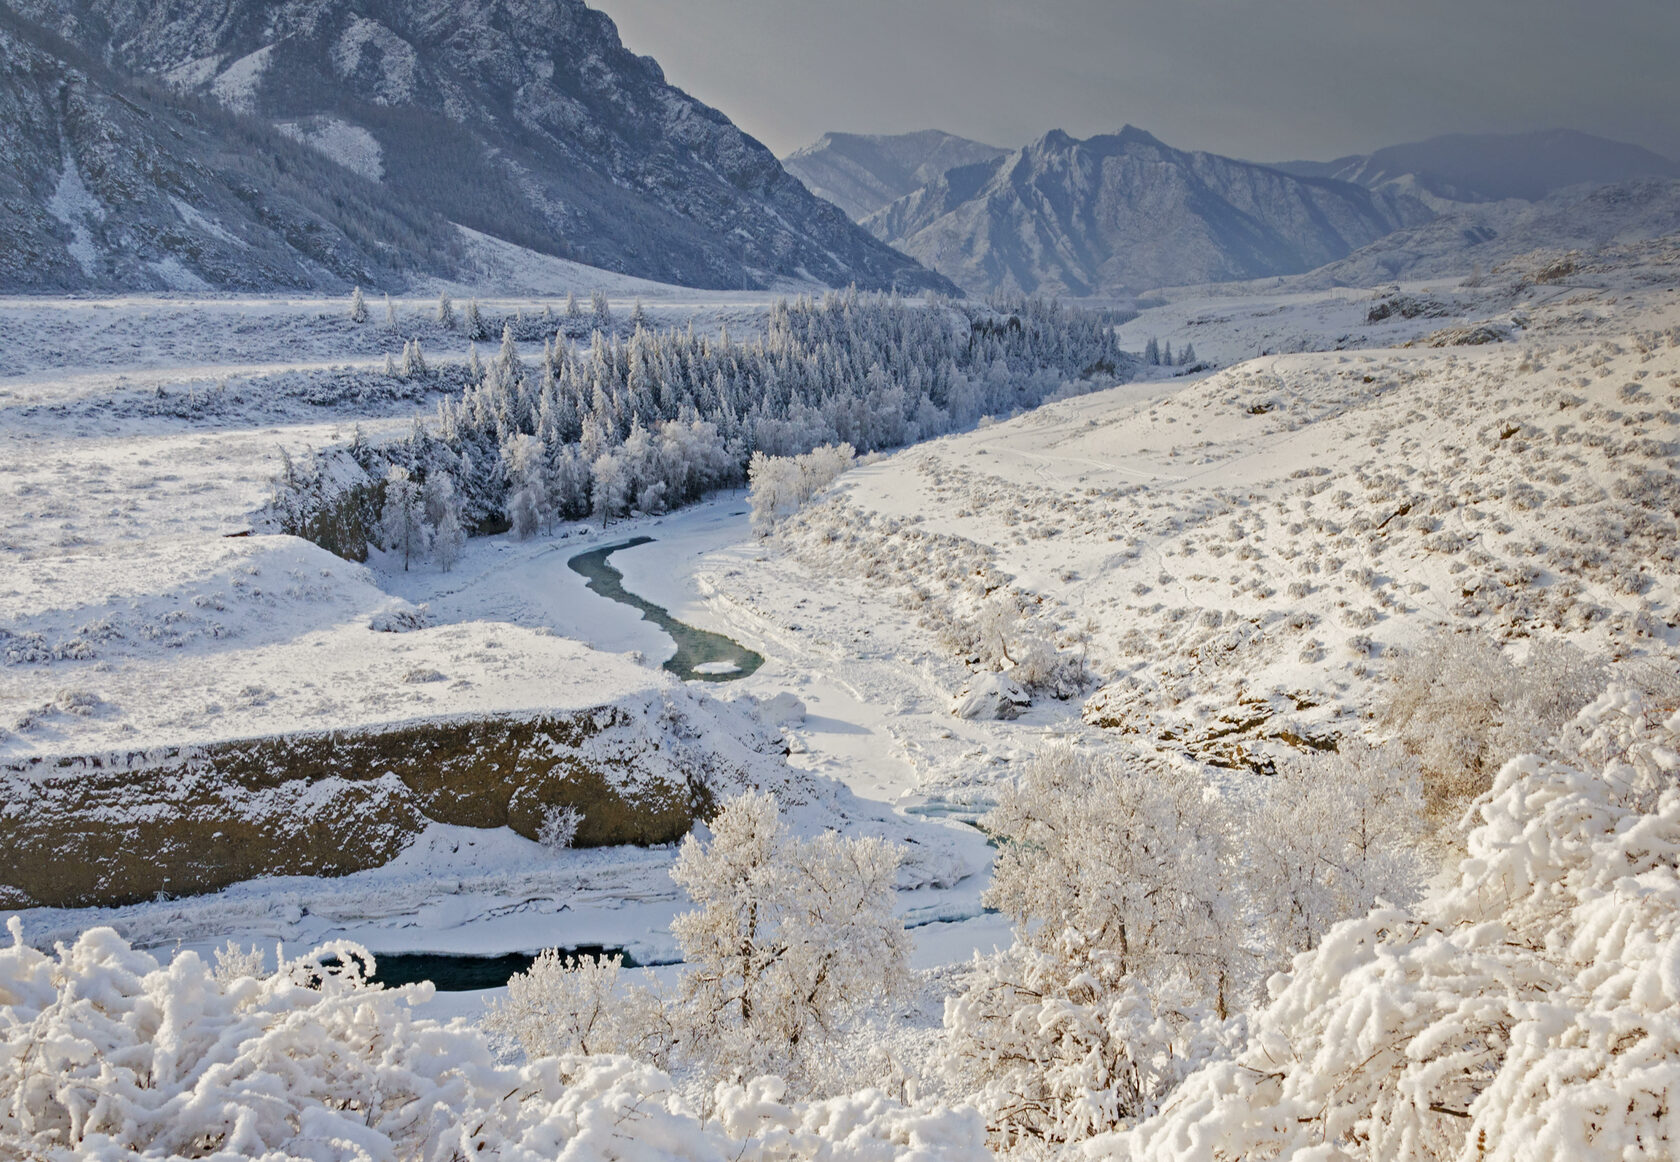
0, 699, 763, 909
0, 11, 466, 292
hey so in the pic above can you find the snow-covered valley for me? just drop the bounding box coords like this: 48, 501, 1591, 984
2, 231, 1678, 1158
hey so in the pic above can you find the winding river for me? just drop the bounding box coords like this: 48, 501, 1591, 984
566, 536, 765, 682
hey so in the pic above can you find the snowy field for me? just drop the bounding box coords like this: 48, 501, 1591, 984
7, 240, 1678, 948
3, 236, 1679, 1157
0, 281, 999, 981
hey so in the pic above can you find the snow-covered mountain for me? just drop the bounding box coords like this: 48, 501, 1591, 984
1273, 129, 1680, 204
862, 127, 1432, 298
0, 11, 474, 292
1277, 177, 1680, 289
1, 0, 951, 293
782, 130, 1009, 221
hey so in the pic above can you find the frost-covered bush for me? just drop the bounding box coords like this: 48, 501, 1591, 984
1101, 687, 1680, 1161
1380, 630, 1606, 814
537, 802, 583, 851
670, 792, 908, 1083
978, 747, 1241, 1010
948, 741, 1437, 1148
944, 946, 1232, 1150
490, 792, 908, 1092
748, 444, 856, 536
943, 748, 1243, 1146
1245, 743, 1427, 956
0, 921, 986, 1161
947, 591, 1090, 699
485, 951, 671, 1063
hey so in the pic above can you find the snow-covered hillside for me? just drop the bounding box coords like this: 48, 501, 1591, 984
695, 236, 1677, 804
2, 225, 1677, 1159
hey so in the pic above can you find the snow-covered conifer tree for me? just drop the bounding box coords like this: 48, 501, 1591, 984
349, 286, 368, 324
432, 507, 465, 571
436, 292, 455, 331
379, 465, 431, 570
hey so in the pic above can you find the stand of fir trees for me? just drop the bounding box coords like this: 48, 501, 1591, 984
275, 291, 1132, 564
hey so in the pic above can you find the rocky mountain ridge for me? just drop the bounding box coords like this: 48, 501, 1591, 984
782, 130, 1009, 221
1, 0, 950, 293
860, 126, 1432, 298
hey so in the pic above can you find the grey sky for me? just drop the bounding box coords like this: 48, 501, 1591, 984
594, 0, 1680, 162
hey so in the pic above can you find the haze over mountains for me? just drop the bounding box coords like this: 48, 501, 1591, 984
781, 131, 1008, 221
5, 0, 1676, 301
0, 0, 950, 293
785, 125, 1680, 298
1272, 128, 1680, 204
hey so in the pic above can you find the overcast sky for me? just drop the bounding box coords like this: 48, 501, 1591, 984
594, 0, 1680, 162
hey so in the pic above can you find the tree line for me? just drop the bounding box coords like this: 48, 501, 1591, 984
274, 290, 1133, 566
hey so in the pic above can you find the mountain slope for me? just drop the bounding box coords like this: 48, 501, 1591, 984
3, 0, 950, 293
864, 127, 1431, 298
782, 130, 1008, 221
0, 10, 468, 292
1274, 129, 1680, 204
1280, 177, 1680, 289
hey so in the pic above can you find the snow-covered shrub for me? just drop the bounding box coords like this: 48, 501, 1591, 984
947, 591, 1090, 699
1380, 630, 1606, 814
979, 747, 1241, 1009
485, 951, 670, 1062
670, 791, 908, 1084
537, 802, 582, 852
945, 748, 1243, 1145
210, 939, 266, 984
945, 945, 1231, 1150
1245, 743, 1426, 956
748, 444, 856, 536
1101, 686, 1680, 1162
0, 921, 985, 1161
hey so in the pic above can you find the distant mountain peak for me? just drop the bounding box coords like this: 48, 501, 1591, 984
862, 125, 1432, 298
1271, 129, 1680, 204
782, 130, 1010, 222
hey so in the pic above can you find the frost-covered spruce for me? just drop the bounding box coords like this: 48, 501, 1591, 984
379, 464, 430, 570
292, 292, 1130, 557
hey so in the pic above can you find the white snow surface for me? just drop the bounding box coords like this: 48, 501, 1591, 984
275, 117, 386, 182
2, 234, 1678, 1153
209, 44, 274, 113
45, 153, 103, 277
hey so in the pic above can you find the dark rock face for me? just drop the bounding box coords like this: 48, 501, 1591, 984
783, 130, 1009, 221
863, 127, 1432, 298
2, 0, 949, 292
0, 706, 730, 909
